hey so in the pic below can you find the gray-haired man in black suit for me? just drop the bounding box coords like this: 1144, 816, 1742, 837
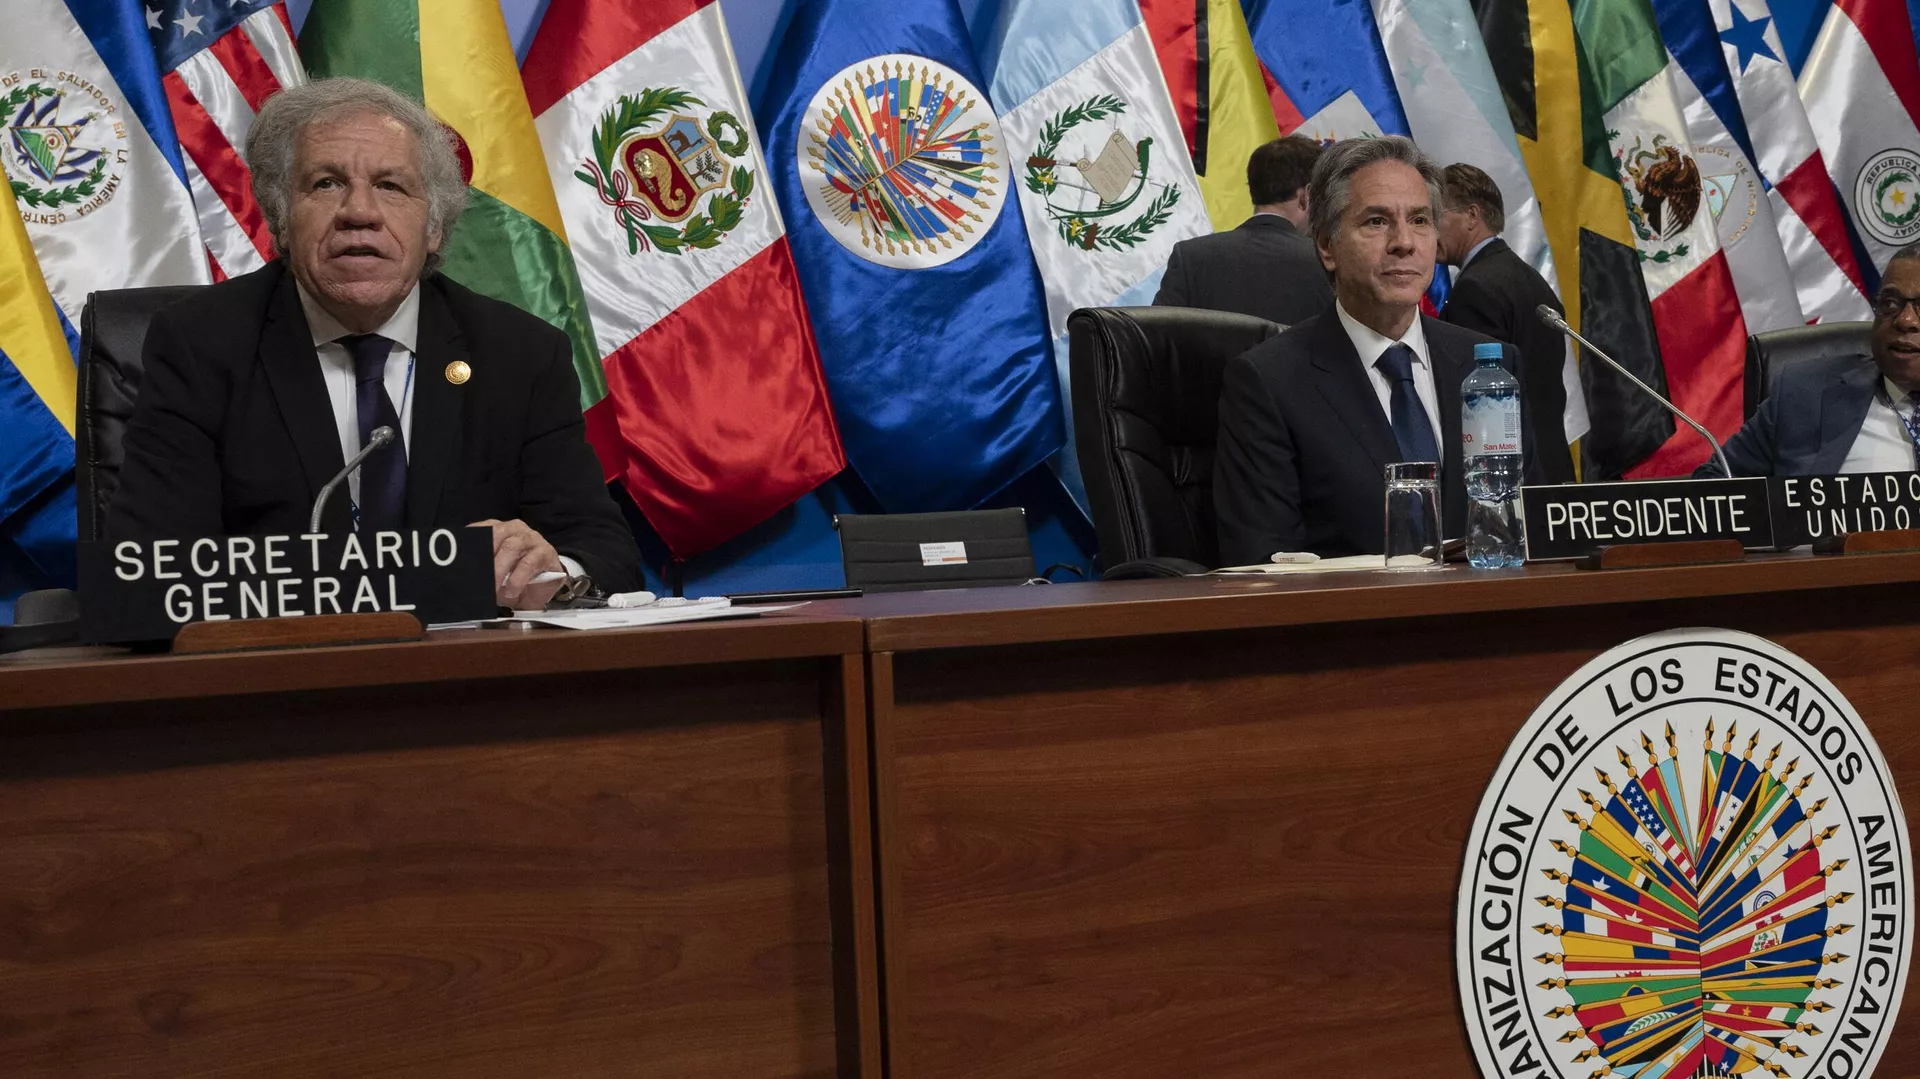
1153, 135, 1333, 326
1213, 137, 1539, 563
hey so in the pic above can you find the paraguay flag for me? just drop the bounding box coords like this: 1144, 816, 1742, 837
758, 0, 1063, 514
1796, 0, 1920, 275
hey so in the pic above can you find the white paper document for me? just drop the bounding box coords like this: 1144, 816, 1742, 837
430, 598, 802, 632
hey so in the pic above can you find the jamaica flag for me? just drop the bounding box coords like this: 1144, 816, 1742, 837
1472, 0, 1749, 479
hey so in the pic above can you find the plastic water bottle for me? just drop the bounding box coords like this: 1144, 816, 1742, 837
1462, 342, 1526, 569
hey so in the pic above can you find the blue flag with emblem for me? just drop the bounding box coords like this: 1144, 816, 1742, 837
757, 0, 1063, 513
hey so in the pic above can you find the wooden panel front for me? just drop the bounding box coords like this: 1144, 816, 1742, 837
872, 585, 1920, 1079
0, 658, 845, 1078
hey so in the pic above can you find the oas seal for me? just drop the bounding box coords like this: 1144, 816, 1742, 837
1855, 149, 1920, 248
798, 53, 1006, 269
1458, 629, 1912, 1079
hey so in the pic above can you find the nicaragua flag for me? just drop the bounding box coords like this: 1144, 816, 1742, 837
0, 0, 210, 325
981, 0, 1209, 513
759, 0, 1063, 513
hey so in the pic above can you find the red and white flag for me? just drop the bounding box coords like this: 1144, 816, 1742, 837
149, 0, 304, 281
1798, 0, 1920, 275
523, 0, 845, 558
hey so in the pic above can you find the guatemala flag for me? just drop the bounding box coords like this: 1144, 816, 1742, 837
758, 0, 1064, 514
981, 0, 1209, 513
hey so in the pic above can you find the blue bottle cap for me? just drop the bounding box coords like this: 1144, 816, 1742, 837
1473, 342, 1504, 361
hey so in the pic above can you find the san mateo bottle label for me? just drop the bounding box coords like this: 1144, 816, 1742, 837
1465, 395, 1523, 455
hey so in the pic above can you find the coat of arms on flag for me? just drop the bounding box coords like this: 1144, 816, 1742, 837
1022, 94, 1181, 252
1854, 148, 1920, 249
799, 53, 1006, 268
576, 87, 756, 255
1, 73, 122, 222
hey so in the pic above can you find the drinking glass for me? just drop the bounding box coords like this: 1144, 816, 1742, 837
1383, 461, 1444, 569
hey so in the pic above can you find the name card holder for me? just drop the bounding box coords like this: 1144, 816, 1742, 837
171, 611, 427, 655
1575, 538, 1747, 571
1812, 528, 1920, 556
79, 527, 496, 648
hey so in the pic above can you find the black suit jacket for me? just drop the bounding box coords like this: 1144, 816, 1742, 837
1153, 214, 1334, 326
1214, 312, 1530, 563
1441, 238, 1576, 484
1694, 352, 1882, 477
107, 261, 642, 593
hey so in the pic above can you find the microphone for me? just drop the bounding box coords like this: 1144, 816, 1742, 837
310, 426, 396, 533
1534, 304, 1731, 480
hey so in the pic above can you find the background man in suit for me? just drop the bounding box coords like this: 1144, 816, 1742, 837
1214, 136, 1526, 563
1153, 135, 1333, 326
1699, 244, 1920, 477
108, 78, 640, 608
1436, 163, 1576, 484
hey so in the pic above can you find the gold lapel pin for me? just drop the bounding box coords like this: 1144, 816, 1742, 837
445, 360, 471, 385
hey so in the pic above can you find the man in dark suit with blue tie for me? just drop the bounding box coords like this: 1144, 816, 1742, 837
1699, 245, 1920, 478
1213, 136, 1528, 563
108, 79, 639, 608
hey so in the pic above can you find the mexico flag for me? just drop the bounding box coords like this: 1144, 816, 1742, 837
524, 0, 844, 557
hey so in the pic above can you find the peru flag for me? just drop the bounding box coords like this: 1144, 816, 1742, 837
523, 0, 844, 557
1797, 0, 1920, 276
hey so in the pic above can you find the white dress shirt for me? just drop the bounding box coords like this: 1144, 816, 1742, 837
297, 282, 585, 583
1334, 300, 1443, 441
1840, 378, 1920, 473
296, 282, 419, 513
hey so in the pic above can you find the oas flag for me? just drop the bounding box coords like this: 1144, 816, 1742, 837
759, 0, 1063, 513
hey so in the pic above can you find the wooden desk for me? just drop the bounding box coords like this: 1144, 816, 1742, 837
0, 614, 879, 1079
812, 556, 1920, 1079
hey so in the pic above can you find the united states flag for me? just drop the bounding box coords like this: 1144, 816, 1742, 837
145, 0, 305, 280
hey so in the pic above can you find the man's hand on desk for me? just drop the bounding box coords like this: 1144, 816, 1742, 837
474, 518, 567, 609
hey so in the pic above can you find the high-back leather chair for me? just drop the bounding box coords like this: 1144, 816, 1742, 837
1068, 305, 1284, 574
1743, 321, 1872, 419
76, 286, 202, 541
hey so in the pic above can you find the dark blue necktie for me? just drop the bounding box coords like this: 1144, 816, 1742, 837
343, 333, 407, 531
1374, 342, 1441, 463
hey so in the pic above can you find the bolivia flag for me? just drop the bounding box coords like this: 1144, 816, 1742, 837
1146, 0, 1282, 230
298, 0, 601, 408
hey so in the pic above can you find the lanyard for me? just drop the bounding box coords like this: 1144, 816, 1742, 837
1897, 390, 1920, 466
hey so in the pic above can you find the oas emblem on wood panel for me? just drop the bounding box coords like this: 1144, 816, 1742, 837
1458, 629, 1912, 1079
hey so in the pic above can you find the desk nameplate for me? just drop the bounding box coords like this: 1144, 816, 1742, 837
1520, 477, 1774, 561
78, 527, 495, 643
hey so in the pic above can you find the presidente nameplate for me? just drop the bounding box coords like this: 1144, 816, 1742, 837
78, 527, 496, 643
1521, 478, 1775, 561
1770, 472, 1920, 548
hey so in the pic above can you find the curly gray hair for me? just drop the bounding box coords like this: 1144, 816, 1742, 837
245, 77, 468, 274
1306, 135, 1443, 248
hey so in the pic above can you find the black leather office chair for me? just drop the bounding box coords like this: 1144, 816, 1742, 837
1743, 321, 1871, 419
1068, 306, 1283, 575
76, 286, 202, 541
